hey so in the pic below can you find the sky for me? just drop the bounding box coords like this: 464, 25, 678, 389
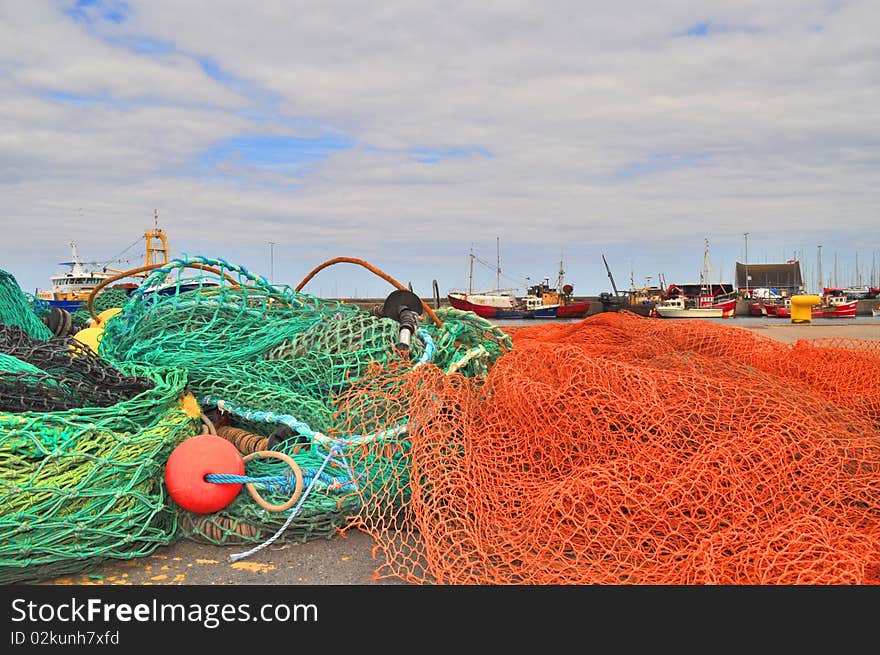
1, 0, 878, 301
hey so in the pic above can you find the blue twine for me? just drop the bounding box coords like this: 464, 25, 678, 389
229, 444, 348, 563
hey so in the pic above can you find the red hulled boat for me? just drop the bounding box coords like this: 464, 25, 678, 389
768, 289, 858, 319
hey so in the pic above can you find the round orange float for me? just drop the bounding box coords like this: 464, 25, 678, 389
164, 434, 245, 514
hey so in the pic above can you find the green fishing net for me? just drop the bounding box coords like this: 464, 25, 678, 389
0, 269, 52, 340
96, 255, 511, 546
70, 288, 130, 330
0, 252, 511, 580
0, 324, 199, 583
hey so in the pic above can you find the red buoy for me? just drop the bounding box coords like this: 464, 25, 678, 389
164, 435, 245, 514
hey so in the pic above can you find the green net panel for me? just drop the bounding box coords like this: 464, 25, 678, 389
0, 269, 52, 340
0, 333, 199, 583
96, 255, 511, 546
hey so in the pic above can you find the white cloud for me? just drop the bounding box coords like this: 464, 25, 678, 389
1, 0, 878, 297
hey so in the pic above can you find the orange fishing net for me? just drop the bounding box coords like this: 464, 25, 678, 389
340, 312, 880, 584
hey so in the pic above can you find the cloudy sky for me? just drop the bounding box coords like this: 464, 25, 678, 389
1, 0, 878, 300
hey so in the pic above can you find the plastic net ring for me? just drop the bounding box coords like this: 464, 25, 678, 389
241, 450, 304, 512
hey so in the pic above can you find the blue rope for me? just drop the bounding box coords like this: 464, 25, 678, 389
205, 473, 283, 485
199, 395, 409, 448
415, 327, 435, 367
205, 468, 358, 494
228, 444, 348, 563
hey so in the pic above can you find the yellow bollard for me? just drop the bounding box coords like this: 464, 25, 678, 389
790, 294, 821, 324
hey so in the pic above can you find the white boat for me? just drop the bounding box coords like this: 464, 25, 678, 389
653, 239, 736, 319
36, 241, 115, 312
36, 220, 172, 312
653, 295, 725, 319
873, 307, 880, 317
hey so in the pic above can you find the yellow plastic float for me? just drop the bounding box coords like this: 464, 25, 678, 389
71, 326, 104, 354
72, 306, 124, 355
790, 294, 821, 324
94, 306, 123, 326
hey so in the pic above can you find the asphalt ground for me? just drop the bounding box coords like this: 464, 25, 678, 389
30, 320, 880, 587
38, 528, 403, 586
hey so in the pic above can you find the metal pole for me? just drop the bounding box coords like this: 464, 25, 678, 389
269, 241, 275, 283
495, 237, 501, 291
743, 232, 749, 297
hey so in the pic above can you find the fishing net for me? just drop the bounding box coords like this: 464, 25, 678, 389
345, 311, 880, 584
15, 245, 874, 585
0, 325, 199, 583
0, 269, 52, 340
70, 288, 130, 330
97, 255, 510, 546
0, 325, 155, 412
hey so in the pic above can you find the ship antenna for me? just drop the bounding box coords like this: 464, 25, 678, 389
558, 249, 564, 290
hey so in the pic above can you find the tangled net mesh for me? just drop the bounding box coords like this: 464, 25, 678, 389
0, 323, 199, 583
70, 288, 130, 331
0, 269, 52, 341
97, 255, 509, 546
343, 312, 880, 584
3, 255, 879, 585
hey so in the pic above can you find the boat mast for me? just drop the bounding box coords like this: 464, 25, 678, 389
817, 244, 823, 294
495, 237, 501, 292
702, 238, 711, 296
870, 251, 875, 287
144, 209, 169, 267
855, 251, 861, 286
69, 241, 81, 267
557, 249, 565, 291
468, 243, 474, 294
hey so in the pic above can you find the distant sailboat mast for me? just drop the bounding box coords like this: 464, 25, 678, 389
702, 237, 711, 294
495, 236, 501, 292
855, 251, 861, 287
467, 242, 475, 294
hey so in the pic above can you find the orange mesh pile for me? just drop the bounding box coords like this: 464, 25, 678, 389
341, 312, 880, 584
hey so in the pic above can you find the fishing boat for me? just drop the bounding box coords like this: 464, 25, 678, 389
36, 221, 171, 312
447, 278, 591, 319
35, 242, 115, 312
843, 285, 880, 300
748, 287, 786, 316
770, 289, 858, 319
653, 240, 736, 319
873, 306, 880, 317
653, 292, 736, 319
447, 241, 590, 319
448, 290, 517, 318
